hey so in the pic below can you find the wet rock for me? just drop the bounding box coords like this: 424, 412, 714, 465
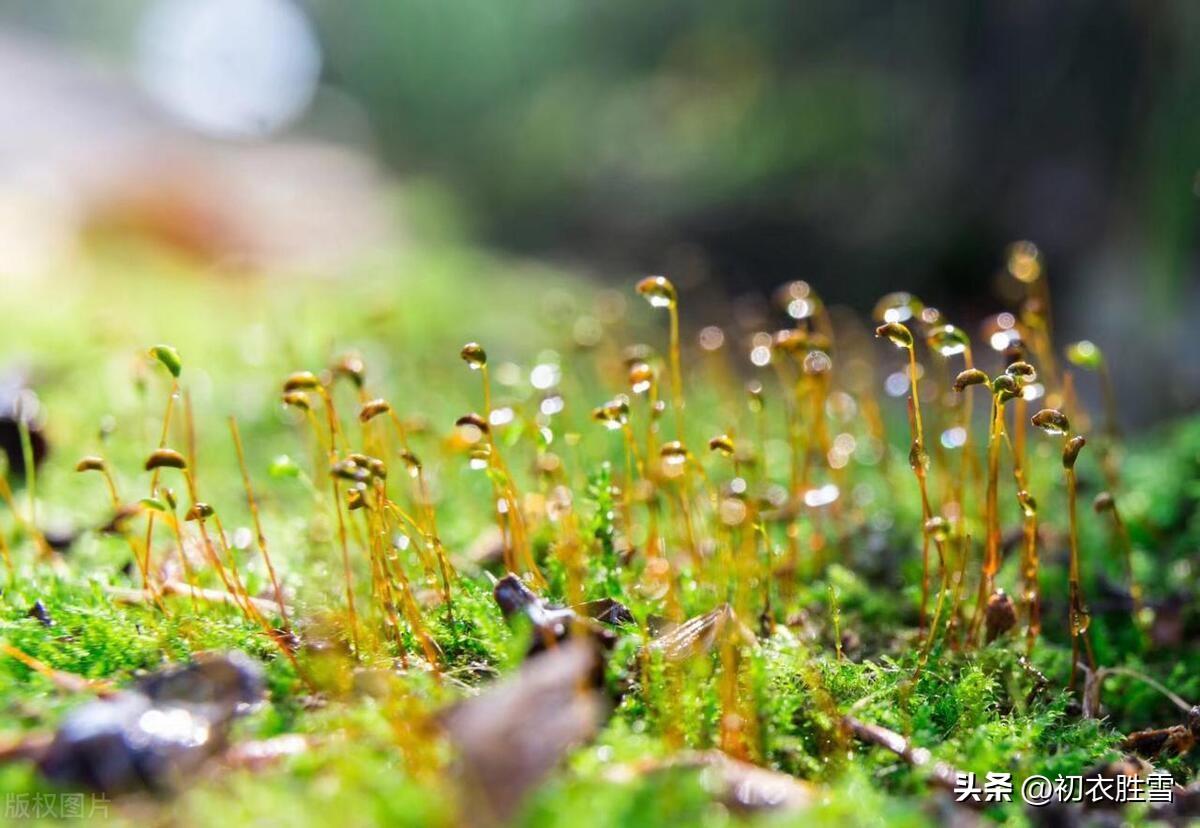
136, 650, 264, 717
442, 639, 607, 827
492, 574, 616, 656
37, 651, 264, 795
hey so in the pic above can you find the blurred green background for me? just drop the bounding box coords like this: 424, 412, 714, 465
0, 0, 1197, 422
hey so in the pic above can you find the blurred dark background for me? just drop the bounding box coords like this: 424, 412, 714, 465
0, 0, 1197, 422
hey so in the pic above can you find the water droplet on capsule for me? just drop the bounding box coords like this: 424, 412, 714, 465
1005, 361, 1037, 383
874, 322, 913, 349
460, 342, 487, 370
1017, 490, 1038, 518
628, 361, 654, 394
924, 516, 950, 542
1031, 408, 1070, 436
635, 275, 676, 309
1062, 435, 1086, 469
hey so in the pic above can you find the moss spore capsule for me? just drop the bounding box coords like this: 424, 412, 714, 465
185, 502, 214, 521
282, 372, 321, 393
460, 342, 487, 370
455, 413, 490, 433
635, 275, 676, 309
1063, 435, 1086, 469
1031, 408, 1070, 436
144, 448, 187, 471
708, 434, 735, 457
75, 456, 106, 473
953, 369, 988, 392
874, 322, 913, 349
148, 345, 183, 378
358, 399, 391, 423
1005, 361, 1037, 382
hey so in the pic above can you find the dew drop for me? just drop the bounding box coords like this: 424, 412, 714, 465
635, 275, 676, 309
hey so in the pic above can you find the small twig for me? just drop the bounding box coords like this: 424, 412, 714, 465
1081, 663, 1192, 720
107, 580, 290, 618
842, 715, 965, 796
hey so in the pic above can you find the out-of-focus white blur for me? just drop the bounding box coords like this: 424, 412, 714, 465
137, 0, 321, 140
0, 2, 389, 283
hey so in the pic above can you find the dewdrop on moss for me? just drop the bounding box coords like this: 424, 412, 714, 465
1005, 361, 1037, 382
459, 342, 487, 370
1017, 490, 1038, 518
1031, 408, 1070, 437
635, 275, 676, 309
874, 322, 913, 350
